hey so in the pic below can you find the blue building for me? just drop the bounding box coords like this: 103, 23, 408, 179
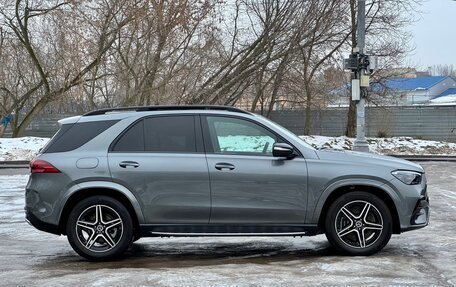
376, 76, 456, 105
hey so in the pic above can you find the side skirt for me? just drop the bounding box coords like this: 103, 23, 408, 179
139, 224, 318, 237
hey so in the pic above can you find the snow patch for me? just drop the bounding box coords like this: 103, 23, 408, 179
0, 137, 49, 161
430, 94, 456, 105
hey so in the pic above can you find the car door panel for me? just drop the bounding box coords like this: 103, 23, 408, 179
206, 154, 308, 224
108, 115, 211, 224
109, 153, 210, 224
201, 115, 308, 224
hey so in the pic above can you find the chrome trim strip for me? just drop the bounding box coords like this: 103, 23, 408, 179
150, 231, 307, 236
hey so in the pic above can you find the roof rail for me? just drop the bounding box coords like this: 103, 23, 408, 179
83, 105, 251, 116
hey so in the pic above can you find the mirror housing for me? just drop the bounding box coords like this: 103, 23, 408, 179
272, 143, 296, 159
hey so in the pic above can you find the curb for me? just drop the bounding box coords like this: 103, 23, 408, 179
0, 161, 29, 165
388, 155, 456, 162
0, 161, 29, 169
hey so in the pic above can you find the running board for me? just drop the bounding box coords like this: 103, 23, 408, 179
140, 224, 318, 237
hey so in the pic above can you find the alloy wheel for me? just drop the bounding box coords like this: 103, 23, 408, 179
75, 205, 124, 252
334, 200, 384, 249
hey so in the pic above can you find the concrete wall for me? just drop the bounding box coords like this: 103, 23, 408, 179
3, 106, 456, 143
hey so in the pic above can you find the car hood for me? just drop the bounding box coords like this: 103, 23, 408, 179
315, 149, 424, 173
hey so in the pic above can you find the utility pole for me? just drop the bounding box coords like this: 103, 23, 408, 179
344, 0, 374, 152
352, 0, 369, 152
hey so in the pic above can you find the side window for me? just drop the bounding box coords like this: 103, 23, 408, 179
112, 120, 145, 152
206, 116, 277, 156
112, 116, 197, 153
144, 116, 196, 152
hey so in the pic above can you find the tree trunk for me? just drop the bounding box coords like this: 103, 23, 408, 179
346, 0, 358, 138
303, 85, 312, 135
266, 55, 288, 117
346, 99, 356, 137
12, 98, 48, 137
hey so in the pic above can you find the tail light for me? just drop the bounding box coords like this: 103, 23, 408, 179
30, 159, 61, 174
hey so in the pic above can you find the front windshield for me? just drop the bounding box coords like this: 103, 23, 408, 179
254, 114, 316, 151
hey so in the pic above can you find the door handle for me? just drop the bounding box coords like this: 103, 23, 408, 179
119, 161, 140, 168
215, 162, 235, 171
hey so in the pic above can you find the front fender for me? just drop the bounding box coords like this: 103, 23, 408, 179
308, 177, 402, 224
58, 181, 145, 224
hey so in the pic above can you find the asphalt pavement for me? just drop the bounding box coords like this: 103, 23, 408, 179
0, 162, 454, 286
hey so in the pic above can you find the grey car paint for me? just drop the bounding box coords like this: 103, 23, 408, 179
307, 149, 426, 230
206, 154, 308, 224
109, 152, 211, 224
26, 109, 427, 235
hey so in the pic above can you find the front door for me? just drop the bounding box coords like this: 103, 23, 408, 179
108, 115, 210, 224
202, 115, 308, 224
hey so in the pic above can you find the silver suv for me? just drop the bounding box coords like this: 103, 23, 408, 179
25, 106, 429, 260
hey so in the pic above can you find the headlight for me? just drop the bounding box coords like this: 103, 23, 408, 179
392, 170, 422, 185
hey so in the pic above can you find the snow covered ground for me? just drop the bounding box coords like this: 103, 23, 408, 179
0, 137, 49, 161
1, 135, 456, 161
301, 135, 456, 156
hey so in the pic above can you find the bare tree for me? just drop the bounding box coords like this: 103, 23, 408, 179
0, 0, 424, 137
428, 64, 456, 77
0, 0, 135, 136
295, 1, 350, 134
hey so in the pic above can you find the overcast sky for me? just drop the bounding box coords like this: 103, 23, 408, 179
408, 0, 455, 69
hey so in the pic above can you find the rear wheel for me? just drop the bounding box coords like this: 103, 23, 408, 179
325, 191, 392, 256
66, 196, 133, 260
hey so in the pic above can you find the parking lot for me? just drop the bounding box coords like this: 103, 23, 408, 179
0, 162, 454, 286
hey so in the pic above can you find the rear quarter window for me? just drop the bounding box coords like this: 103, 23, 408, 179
42, 120, 118, 153
111, 120, 145, 152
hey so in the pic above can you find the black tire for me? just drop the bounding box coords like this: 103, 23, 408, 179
66, 196, 133, 261
324, 191, 392, 256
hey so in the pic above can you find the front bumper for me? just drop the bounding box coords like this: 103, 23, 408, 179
402, 196, 430, 232
25, 209, 61, 235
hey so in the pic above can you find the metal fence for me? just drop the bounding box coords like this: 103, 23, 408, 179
3, 114, 75, 138
4, 106, 456, 142
269, 105, 456, 142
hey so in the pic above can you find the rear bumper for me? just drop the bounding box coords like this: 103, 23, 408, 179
25, 209, 61, 235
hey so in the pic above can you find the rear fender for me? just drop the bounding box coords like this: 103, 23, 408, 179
59, 181, 145, 224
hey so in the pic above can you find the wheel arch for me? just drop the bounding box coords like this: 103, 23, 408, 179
315, 184, 401, 234
58, 183, 144, 236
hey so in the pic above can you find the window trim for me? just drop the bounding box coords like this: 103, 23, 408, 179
109, 114, 204, 154
200, 114, 303, 158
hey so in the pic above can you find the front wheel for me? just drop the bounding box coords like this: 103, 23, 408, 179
66, 196, 133, 260
325, 192, 392, 256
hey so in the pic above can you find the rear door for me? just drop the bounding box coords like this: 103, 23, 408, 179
108, 115, 211, 224
202, 115, 308, 224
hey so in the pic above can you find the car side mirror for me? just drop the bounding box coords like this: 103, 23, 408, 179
272, 143, 296, 159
